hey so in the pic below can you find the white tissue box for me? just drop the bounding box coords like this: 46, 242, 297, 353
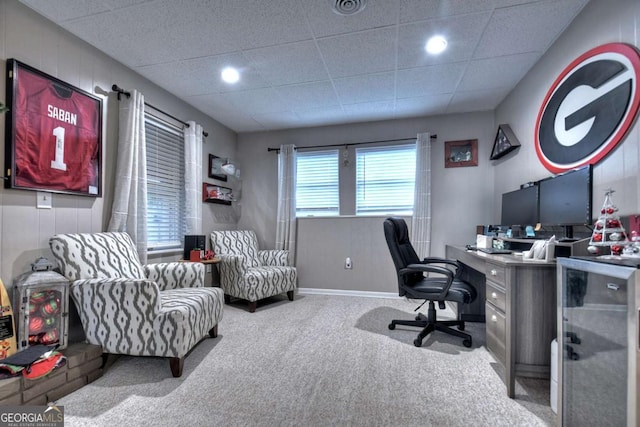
476, 234, 493, 249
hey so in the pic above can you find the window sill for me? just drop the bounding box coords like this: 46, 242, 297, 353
147, 247, 182, 257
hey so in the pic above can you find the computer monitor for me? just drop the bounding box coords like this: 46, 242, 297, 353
501, 185, 539, 228
538, 165, 592, 238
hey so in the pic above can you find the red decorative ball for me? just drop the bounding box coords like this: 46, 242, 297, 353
606, 207, 615, 214
607, 219, 621, 228
595, 220, 604, 230
40, 329, 59, 345
592, 233, 603, 242
29, 316, 45, 333
41, 298, 60, 316
28, 302, 38, 314
30, 292, 47, 304
612, 245, 623, 255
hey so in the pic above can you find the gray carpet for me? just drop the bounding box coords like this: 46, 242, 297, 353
56, 294, 556, 426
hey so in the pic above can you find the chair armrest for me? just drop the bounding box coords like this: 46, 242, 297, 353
258, 250, 291, 266
217, 254, 247, 276
421, 257, 463, 279
401, 264, 454, 300
70, 278, 161, 320
144, 262, 205, 290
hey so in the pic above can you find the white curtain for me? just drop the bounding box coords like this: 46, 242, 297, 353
184, 121, 203, 235
275, 144, 297, 258
108, 90, 148, 263
411, 132, 432, 259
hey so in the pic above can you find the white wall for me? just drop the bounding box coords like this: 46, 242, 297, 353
495, 0, 640, 218
238, 112, 496, 291
0, 1, 238, 291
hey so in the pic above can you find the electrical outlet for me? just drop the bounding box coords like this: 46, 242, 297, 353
345, 257, 352, 269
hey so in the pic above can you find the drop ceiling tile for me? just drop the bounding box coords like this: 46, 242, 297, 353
474, 0, 588, 59
399, 0, 495, 23
344, 101, 396, 121
252, 112, 301, 130
185, 94, 262, 132
243, 41, 329, 86
64, 13, 173, 67
138, 54, 268, 97
294, 106, 350, 127
397, 12, 491, 69
317, 27, 397, 78
212, 0, 312, 50
276, 81, 340, 110
20, 0, 111, 21
395, 94, 453, 117
457, 52, 539, 91
221, 88, 289, 115
304, 0, 398, 38
396, 63, 466, 98
447, 88, 511, 113
333, 72, 395, 105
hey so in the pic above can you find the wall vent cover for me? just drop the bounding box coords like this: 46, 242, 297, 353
329, 0, 367, 16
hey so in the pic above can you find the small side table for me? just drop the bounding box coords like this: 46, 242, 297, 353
179, 258, 221, 287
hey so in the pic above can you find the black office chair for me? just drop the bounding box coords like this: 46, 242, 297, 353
383, 217, 477, 348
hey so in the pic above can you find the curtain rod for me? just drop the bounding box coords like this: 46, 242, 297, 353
111, 84, 209, 137
266, 135, 437, 152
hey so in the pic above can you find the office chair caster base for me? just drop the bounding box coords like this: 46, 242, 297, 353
413, 338, 422, 347
463, 339, 472, 348
388, 323, 395, 330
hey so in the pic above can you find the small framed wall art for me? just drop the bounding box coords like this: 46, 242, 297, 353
444, 139, 478, 168
208, 154, 228, 181
490, 124, 521, 160
4, 59, 102, 196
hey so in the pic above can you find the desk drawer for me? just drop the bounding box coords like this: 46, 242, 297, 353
486, 263, 506, 285
486, 281, 506, 313
486, 302, 506, 365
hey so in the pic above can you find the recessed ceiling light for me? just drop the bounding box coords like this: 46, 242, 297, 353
425, 35, 448, 55
221, 67, 240, 84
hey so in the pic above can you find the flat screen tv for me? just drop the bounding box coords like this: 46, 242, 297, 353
538, 165, 592, 232
501, 185, 539, 227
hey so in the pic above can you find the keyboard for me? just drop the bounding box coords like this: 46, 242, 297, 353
478, 247, 512, 255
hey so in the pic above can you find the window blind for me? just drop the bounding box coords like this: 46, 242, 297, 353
145, 114, 186, 250
296, 150, 339, 216
356, 144, 416, 215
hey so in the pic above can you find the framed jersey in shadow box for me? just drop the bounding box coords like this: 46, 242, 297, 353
490, 124, 521, 160
4, 59, 102, 196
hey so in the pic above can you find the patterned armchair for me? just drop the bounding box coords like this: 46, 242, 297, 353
210, 230, 297, 312
49, 232, 224, 377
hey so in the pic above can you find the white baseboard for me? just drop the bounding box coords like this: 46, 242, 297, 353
297, 288, 400, 299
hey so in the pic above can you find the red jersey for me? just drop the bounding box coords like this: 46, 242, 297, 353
13, 68, 100, 194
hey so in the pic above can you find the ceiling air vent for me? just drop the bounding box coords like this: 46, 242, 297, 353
329, 0, 367, 16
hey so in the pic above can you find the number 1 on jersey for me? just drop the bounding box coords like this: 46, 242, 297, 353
51, 126, 67, 171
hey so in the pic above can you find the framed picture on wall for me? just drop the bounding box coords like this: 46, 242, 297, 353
444, 139, 478, 168
4, 59, 102, 196
208, 154, 228, 181
490, 124, 521, 160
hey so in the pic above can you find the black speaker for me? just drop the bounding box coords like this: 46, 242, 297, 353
184, 235, 205, 260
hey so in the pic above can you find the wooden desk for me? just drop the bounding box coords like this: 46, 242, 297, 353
446, 245, 557, 398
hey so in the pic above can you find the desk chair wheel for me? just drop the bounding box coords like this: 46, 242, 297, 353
388, 323, 395, 330
463, 339, 472, 348
413, 338, 422, 347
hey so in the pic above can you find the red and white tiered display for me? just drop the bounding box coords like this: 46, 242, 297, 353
588, 189, 629, 255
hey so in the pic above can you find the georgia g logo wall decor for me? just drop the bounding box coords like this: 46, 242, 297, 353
535, 43, 640, 173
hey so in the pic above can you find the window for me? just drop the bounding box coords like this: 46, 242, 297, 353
296, 150, 339, 216
145, 113, 186, 251
356, 144, 416, 215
